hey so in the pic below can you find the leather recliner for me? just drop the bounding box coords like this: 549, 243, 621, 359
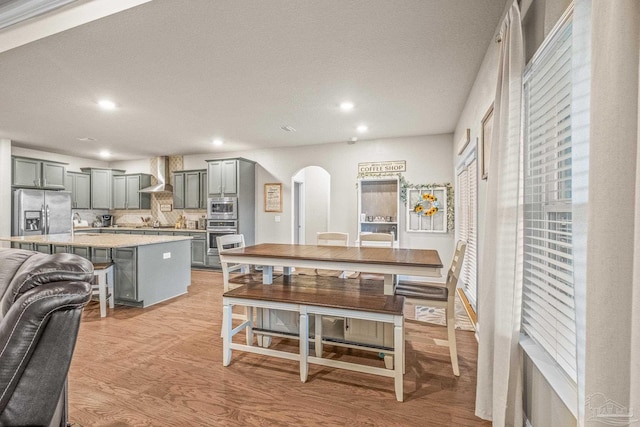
0, 248, 93, 427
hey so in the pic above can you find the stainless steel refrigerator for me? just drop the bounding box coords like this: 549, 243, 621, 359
13, 189, 72, 236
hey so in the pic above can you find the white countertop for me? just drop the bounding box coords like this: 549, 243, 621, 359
1, 233, 192, 248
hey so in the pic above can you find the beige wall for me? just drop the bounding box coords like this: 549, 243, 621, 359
183, 134, 456, 264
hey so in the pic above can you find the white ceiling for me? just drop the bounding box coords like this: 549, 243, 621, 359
0, 0, 506, 161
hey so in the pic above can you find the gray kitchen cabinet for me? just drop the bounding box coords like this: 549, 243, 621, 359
11, 242, 33, 250
173, 169, 206, 209
81, 168, 125, 209
33, 244, 52, 254
184, 171, 201, 209
207, 159, 237, 195
173, 231, 207, 267
200, 171, 207, 208
65, 172, 91, 209
51, 244, 69, 254
113, 247, 137, 302
191, 235, 207, 267
12, 156, 66, 189
91, 248, 111, 262
172, 172, 185, 209
70, 246, 91, 259
113, 174, 151, 210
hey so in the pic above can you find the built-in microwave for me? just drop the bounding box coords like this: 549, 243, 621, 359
207, 197, 237, 220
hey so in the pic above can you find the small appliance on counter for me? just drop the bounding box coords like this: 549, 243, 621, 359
100, 215, 113, 227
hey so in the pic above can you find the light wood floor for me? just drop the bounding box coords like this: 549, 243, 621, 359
68, 270, 489, 426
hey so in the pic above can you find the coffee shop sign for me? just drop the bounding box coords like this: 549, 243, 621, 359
358, 161, 406, 174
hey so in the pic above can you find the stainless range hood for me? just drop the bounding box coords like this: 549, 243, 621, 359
139, 156, 173, 193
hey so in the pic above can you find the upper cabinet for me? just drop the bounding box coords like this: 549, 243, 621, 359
173, 169, 207, 209
65, 172, 91, 209
12, 156, 66, 189
113, 174, 151, 210
81, 168, 124, 209
207, 159, 238, 196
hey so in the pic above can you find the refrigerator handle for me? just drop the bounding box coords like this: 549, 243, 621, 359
45, 204, 50, 234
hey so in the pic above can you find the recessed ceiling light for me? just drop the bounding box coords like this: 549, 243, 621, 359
357, 125, 368, 133
340, 101, 354, 112
99, 150, 111, 158
98, 99, 117, 110
77, 137, 97, 142
212, 139, 224, 146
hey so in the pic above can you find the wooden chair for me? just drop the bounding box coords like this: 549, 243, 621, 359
217, 234, 250, 292
92, 262, 114, 318
316, 232, 349, 247
395, 240, 467, 376
356, 233, 394, 281
315, 232, 349, 277
217, 234, 253, 342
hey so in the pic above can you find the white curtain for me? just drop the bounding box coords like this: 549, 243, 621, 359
586, 1, 640, 425
475, 1, 524, 425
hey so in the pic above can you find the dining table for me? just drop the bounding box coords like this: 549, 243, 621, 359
218, 243, 444, 295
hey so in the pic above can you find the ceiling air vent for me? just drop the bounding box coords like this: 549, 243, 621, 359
280, 125, 296, 132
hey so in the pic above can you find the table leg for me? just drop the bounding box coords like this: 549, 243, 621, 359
283, 266, 293, 276
300, 306, 309, 383
394, 315, 404, 402
263, 265, 274, 284
314, 314, 323, 357
384, 274, 394, 296
246, 306, 254, 345
223, 302, 232, 366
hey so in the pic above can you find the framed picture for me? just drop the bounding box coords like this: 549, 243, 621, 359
480, 103, 494, 180
264, 183, 282, 212
457, 128, 471, 155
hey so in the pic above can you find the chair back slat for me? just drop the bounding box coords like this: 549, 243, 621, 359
316, 232, 349, 246
445, 240, 467, 294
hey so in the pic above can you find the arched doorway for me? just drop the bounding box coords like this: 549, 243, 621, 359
291, 166, 330, 244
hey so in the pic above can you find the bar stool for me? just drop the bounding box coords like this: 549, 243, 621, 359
92, 262, 114, 317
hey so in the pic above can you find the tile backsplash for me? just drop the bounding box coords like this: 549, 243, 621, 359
111, 155, 207, 228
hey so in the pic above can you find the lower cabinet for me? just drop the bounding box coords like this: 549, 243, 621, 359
113, 247, 137, 302
33, 243, 52, 254
264, 311, 394, 348
191, 236, 207, 267
12, 242, 33, 250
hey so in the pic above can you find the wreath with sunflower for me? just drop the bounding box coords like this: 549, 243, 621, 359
413, 193, 439, 216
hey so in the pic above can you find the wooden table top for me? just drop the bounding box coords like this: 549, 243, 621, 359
220, 243, 443, 268
224, 274, 404, 315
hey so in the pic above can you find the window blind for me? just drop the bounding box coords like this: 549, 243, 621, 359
522, 20, 576, 381
456, 158, 478, 309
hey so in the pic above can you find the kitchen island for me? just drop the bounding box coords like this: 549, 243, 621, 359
1, 233, 192, 308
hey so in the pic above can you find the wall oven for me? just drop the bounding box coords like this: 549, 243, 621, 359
207, 197, 237, 220
207, 220, 238, 255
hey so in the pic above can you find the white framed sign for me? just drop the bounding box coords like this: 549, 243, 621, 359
357, 160, 406, 174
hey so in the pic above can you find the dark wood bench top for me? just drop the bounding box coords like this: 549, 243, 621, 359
224, 275, 404, 315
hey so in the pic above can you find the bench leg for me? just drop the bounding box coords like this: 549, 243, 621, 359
394, 316, 404, 402
300, 308, 309, 383
106, 266, 115, 309
314, 314, 323, 357
246, 306, 254, 345
97, 271, 107, 318
223, 303, 232, 366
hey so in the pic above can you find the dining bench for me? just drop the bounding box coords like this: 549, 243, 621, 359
221, 274, 405, 401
